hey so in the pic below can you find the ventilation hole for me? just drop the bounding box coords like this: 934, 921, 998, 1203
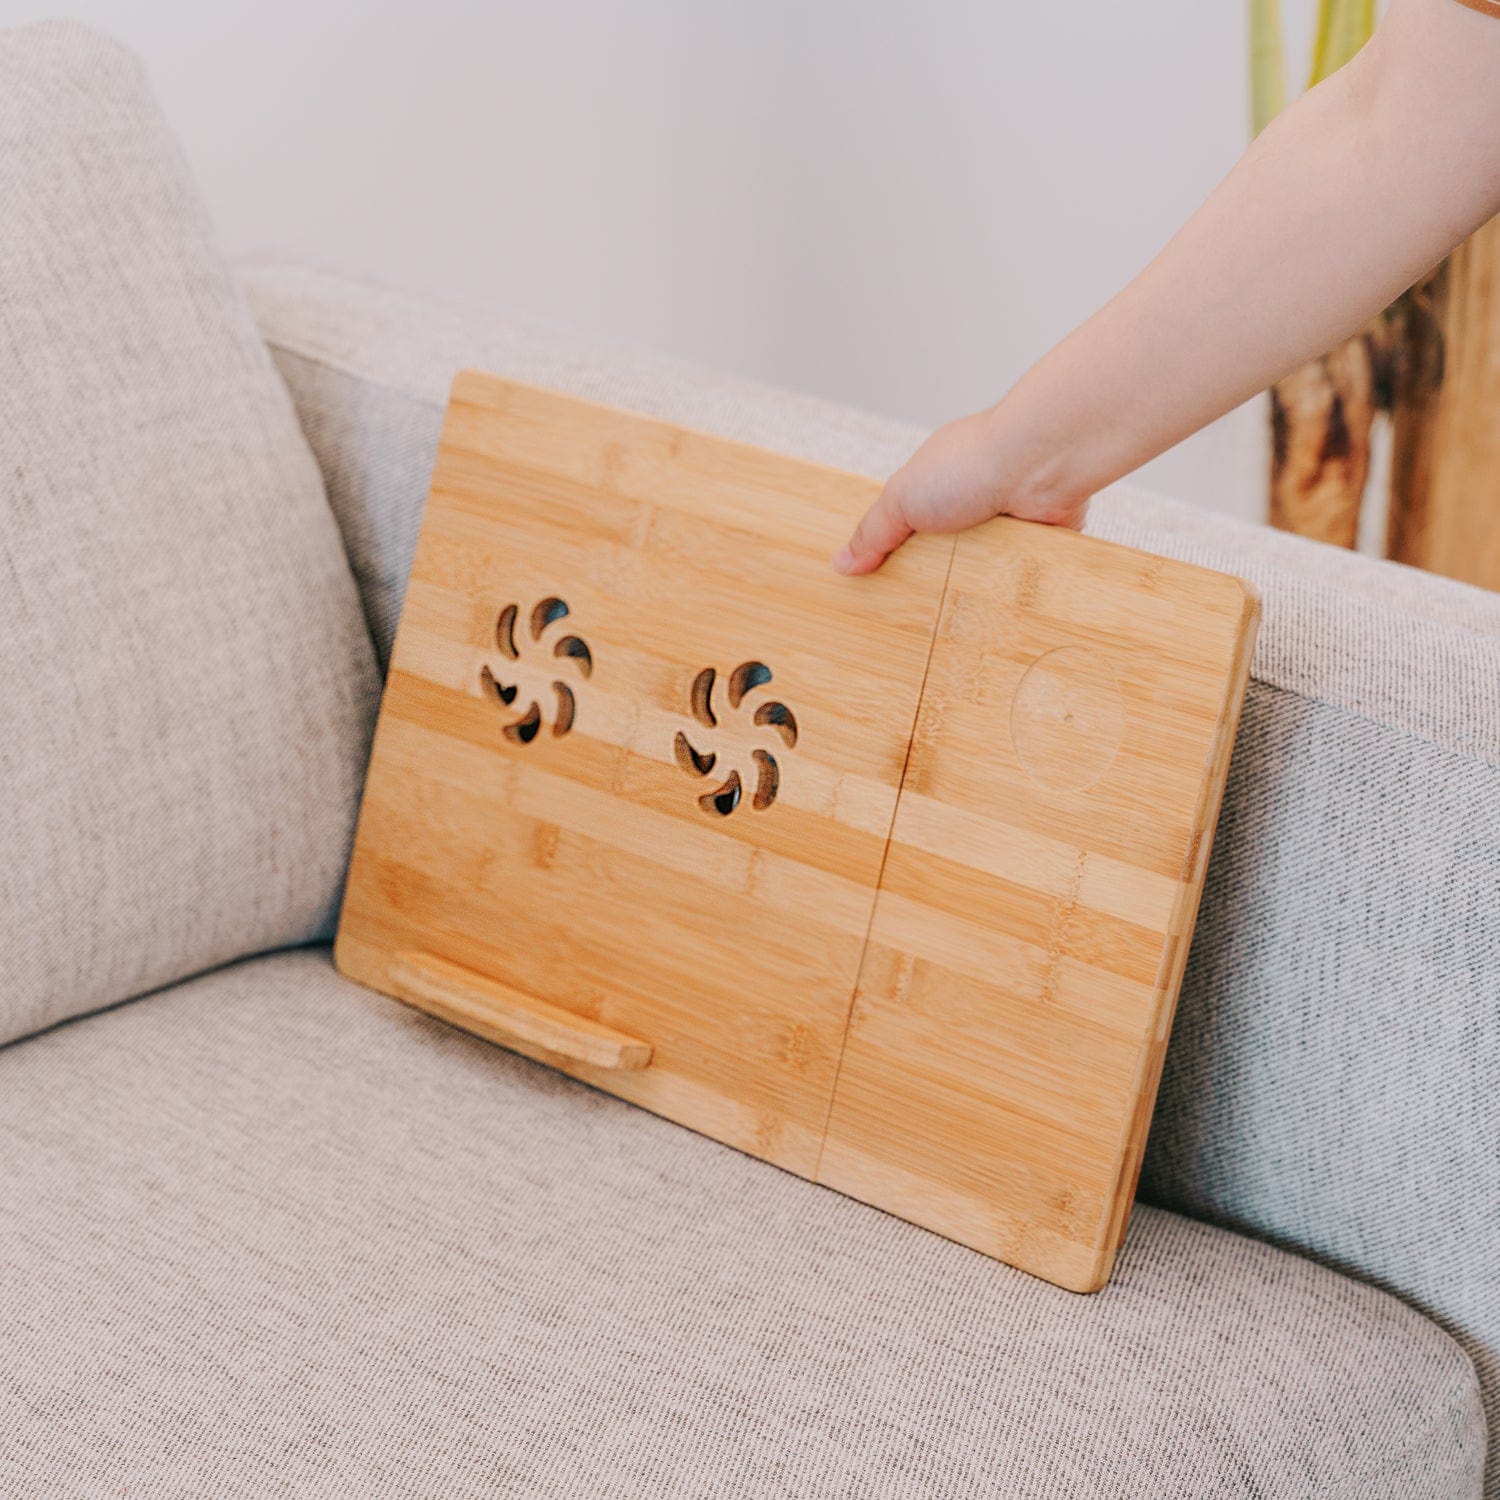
480, 665, 518, 706
552, 683, 575, 737
495, 604, 520, 660
700, 771, 741, 817
751, 750, 779, 810
674, 731, 716, 777
504, 703, 542, 744
728, 661, 772, 709
753, 700, 798, 748
530, 597, 570, 639
690, 667, 718, 728
553, 635, 593, 679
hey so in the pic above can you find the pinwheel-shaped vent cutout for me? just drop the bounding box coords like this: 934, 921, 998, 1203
675, 660, 798, 817
479, 597, 593, 744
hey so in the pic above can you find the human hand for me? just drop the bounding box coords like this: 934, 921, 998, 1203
831, 409, 1089, 575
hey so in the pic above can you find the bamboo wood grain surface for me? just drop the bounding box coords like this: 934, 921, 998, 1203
336, 372, 1258, 1291
815, 519, 1258, 1290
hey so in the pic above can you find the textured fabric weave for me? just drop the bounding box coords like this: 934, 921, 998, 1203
243, 261, 1500, 1491
0, 949, 1484, 1498
0, 28, 379, 1045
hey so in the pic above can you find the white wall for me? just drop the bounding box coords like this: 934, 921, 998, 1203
6, 1, 1329, 521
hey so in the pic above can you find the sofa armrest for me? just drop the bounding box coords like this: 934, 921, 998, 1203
243, 260, 1500, 1482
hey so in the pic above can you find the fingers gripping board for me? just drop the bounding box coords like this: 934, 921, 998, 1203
335, 372, 1258, 1292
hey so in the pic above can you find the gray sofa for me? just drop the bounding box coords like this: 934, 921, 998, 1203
2, 21, 1495, 1499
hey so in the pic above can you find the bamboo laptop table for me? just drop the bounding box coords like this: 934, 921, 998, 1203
335, 372, 1258, 1293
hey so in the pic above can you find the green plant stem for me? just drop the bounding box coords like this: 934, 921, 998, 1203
1249, 0, 1287, 136
1309, 0, 1377, 87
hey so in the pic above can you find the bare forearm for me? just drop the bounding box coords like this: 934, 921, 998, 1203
837, 0, 1500, 574
995, 0, 1500, 512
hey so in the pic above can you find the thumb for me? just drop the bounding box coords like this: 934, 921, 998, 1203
833, 480, 914, 575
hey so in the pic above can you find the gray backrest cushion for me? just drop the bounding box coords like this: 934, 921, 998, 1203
1090, 492, 1500, 1492
0, 28, 379, 1045
243, 262, 1500, 1489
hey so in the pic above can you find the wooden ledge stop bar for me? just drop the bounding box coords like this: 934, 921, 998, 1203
388, 950, 654, 1071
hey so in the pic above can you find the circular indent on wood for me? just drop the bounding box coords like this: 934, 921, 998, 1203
1009, 646, 1124, 793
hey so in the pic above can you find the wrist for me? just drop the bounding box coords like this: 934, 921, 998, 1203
977, 400, 1093, 524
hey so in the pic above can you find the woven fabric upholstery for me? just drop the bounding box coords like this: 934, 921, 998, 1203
243, 262, 1500, 1491
0, 949, 1484, 1498
1087, 493, 1500, 1498
0, 29, 378, 1046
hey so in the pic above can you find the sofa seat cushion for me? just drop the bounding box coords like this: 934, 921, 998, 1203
0, 25, 378, 1046
0, 951, 1483, 1498
241, 263, 1500, 1493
